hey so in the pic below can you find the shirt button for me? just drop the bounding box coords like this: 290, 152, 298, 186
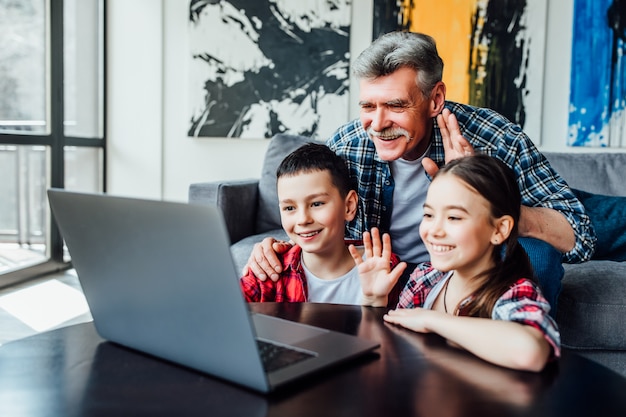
382, 206, 387, 211
385, 180, 391, 186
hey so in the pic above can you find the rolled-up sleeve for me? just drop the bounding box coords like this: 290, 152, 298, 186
498, 128, 597, 263
493, 279, 561, 360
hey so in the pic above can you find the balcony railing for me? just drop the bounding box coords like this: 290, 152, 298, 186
0, 146, 48, 273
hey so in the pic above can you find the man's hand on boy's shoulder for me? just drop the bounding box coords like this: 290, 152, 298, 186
243, 237, 293, 281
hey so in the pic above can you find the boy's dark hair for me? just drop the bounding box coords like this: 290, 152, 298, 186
276, 143, 354, 197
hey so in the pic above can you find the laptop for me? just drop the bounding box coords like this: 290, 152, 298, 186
47, 189, 379, 393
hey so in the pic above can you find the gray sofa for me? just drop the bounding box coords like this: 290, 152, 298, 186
189, 133, 626, 378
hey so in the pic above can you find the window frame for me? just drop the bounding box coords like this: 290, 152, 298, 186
0, 0, 106, 286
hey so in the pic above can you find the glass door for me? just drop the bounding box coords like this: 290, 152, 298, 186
0, 0, 105, 286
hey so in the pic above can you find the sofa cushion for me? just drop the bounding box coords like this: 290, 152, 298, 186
573, 189, 626, 261
543, 152, 626, 196
256, 134, 313, 234
557, 261, 626, 351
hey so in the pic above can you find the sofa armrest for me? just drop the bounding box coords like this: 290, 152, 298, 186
188, 179, 259, 244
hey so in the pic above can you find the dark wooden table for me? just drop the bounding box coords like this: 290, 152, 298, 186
1, 302, 625, 416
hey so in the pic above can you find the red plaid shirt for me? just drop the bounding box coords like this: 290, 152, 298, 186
240, 241, 403, 307
398, 263, 561, 359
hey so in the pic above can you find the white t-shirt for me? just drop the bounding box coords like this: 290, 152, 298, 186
388, 156, 430, 263
303, 261, 362, 305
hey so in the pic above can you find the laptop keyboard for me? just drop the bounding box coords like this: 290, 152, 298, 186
256, 339, 315, 373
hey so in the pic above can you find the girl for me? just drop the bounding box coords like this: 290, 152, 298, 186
350, 154, 560, 372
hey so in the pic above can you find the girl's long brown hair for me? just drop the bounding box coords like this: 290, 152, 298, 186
434, 155, 535, 317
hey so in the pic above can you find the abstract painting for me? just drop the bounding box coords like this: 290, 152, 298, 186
569, 0, 626, 147
188, 0, 351, 139
372, 0, 547, 144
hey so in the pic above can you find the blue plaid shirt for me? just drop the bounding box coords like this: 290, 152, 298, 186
326, 101, 596, 263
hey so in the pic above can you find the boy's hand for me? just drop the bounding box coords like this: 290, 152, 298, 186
243, 237, 293, 281
349, 228, 406, 307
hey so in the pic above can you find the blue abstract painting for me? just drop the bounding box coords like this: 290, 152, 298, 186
569, 0, 626, 147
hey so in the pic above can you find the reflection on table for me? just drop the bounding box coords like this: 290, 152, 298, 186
0, 302, 624, 417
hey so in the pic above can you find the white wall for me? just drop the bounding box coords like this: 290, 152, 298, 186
107, 0, 163, 199
541, 0, 574, 152
161, 0, 270, 202
107, 0, 615, 203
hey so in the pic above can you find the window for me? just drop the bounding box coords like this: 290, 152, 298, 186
0, 0, 105, 285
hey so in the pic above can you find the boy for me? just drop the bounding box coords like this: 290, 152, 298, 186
240, 143, 402, 306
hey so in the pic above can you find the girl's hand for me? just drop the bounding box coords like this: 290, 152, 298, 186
384, 307, 553, 372
383, 307, 440, 333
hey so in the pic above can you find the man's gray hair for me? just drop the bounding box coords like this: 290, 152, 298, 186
352, 31, 444, 97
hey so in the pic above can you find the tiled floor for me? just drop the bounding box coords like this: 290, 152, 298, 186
0, 243, 47, 274
0, 269, 92, 346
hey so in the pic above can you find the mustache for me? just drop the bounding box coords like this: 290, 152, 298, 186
366, 127, 413, 142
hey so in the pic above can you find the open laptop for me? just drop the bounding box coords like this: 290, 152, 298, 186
47, 189, 379, 393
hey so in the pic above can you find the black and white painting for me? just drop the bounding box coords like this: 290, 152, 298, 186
188, 0, 352, 139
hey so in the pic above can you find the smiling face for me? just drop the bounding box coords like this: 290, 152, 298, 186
358, 67, 444, 161
419, 173, 503, 279
277, 170, 357, 257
